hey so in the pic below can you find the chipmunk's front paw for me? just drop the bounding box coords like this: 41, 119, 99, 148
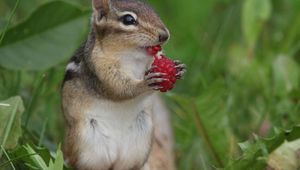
144, 71, 167, 91
174, 60, 187, 80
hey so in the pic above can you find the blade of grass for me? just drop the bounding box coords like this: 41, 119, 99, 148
0, 103, 10, 107
209, 6, 235, 65
0, 69, 7, 93
281, 12, 300, 53
289, 40, 300, 57
191, 100, 224, 167
200, 155, 209, 170
24, 73, 46, 128
0, 145, 16, 170
0, 0, 19, 45
0, 99, 21, 158
38, 118, 48, 147
0, 153, 37, 168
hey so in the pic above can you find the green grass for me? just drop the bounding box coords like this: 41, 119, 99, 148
0, 0, 300, 169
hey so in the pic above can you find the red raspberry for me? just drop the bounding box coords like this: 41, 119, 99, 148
152, 55, 177, 92
146, 45, 177, 92
146, 45, 162, 56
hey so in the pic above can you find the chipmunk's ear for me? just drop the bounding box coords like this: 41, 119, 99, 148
92, 0, 111, 22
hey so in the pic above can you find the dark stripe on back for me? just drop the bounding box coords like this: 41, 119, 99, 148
70, 43, 86, 64
63, 70, 78, 82
62, 41, 87, 84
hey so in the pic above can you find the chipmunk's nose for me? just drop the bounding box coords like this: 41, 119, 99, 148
159, 30, 170, 43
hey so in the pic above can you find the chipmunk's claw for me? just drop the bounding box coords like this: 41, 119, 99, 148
144, 72, 166, 80
174, 60, 186, 80
175, 64, 186, 70
145, 66, 158, 75
147, 78, 168, 85
144, 72, 167, 91
149, 84, 164, 90
176, 70, 186, 80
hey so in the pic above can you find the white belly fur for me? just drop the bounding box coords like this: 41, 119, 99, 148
78, 94, 154, 170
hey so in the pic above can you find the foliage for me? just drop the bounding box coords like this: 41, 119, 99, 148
0, 1, 90, 70
225, 126, 300, 169
0, 0, 300, 169
0, 96, 24, 150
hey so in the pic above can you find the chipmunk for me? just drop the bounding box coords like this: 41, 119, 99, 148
62, 0, 186, 169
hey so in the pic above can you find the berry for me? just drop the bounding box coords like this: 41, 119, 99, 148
146, 47, 157, 56
146, 45, 162, 56
151, 55, 177, 92
146, 45, 178, 92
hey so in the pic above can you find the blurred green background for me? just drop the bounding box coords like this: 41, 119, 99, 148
0, 0, 300, 169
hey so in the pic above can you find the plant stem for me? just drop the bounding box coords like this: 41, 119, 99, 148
191, 100, 224, 167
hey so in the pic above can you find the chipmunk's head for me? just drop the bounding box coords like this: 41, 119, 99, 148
92, 0, 169, 52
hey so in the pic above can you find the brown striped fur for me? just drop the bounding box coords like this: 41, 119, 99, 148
62, 0, 176, 169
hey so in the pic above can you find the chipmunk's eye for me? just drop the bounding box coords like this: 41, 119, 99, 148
121, 14, 137, 26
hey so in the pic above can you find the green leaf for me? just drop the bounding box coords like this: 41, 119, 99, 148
21, 144, 48, 169
225, 126, 300, 170
0, 1, 90, 70
0, 96, 24, 149
7, 144, 67, 170
7, 144, 53, 169
272, 55, 300, 97
242, 0, 272, 48
47, 146, 64, 170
